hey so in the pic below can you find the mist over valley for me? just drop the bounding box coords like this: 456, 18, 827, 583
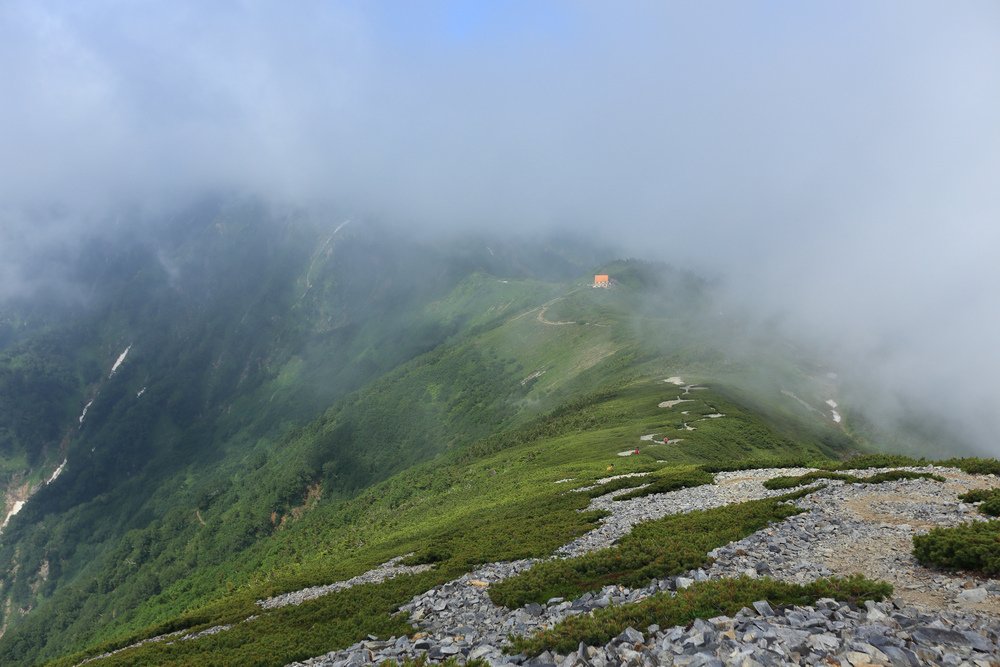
1, 3, 999, 665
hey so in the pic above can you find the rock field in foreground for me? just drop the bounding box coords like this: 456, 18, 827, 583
283, 467, 999, 666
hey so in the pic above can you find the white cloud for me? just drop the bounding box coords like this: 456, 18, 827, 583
1, 1, 999, 452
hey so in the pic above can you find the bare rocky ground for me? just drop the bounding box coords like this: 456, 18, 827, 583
706, 470, 1000, 615
289, 467, 1000, 667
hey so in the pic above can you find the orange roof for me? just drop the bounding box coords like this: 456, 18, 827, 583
594, 274, 609, 283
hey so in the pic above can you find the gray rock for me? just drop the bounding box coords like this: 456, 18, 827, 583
807, 633, 840, 652
911, 626, 981, 650
618, 626, 645, 644
880, 646, 921, 667
958, 587, 989, 604
772, 626, 810, 652
958, 630, 994, 653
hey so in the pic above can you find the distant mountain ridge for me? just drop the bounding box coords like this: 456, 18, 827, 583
0, 202, 974, 665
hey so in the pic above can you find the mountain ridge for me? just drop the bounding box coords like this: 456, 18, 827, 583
0, 210, 994, 665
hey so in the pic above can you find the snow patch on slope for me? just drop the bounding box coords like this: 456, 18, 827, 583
826, 399, 842, 422
79, 399, 94, 425
109, 345, 131, 378
0, 501, 25, 532
46, 459, 67, 485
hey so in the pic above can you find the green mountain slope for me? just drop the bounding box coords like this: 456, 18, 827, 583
0, 204, 611, 661
0, 252, 868, 662
34, 376, 854, 666
0, 214, 877, 665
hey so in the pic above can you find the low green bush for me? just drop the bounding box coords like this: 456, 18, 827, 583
705, 455, 1000, 476
763, 472, 857, 489
864, 470, 945, 484
978, 496, 1000, 518
699, 458, 816, 474
611, 468, 713, 501
701, 454, 924, 474
835, 454, 927, 470
764, 470, 944, 490
582, 475, 654, 498
510, 575, 893, 655
913, 520, 1000, 576
958, 488, 1000, 517
959, 489, 995, 503
941, 458, 1000, 476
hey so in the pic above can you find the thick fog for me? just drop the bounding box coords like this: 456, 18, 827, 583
2, 1, 999, 453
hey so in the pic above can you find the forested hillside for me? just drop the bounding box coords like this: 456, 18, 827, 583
0, 202, 615, 661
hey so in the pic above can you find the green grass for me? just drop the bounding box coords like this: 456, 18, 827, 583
763, 470, 945, 490
959, 488, 1000, 517
50, 371, 840, 667
510, 575, 893, 655
34, 368, 996, 667
913, 521, 1000, 577
48, 480, 607, 667
488, 494, 805, 609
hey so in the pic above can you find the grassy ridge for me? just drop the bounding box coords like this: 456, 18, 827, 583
2, 261, 889, 665
1, 274, 630, 664
44, 375, 846, 667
